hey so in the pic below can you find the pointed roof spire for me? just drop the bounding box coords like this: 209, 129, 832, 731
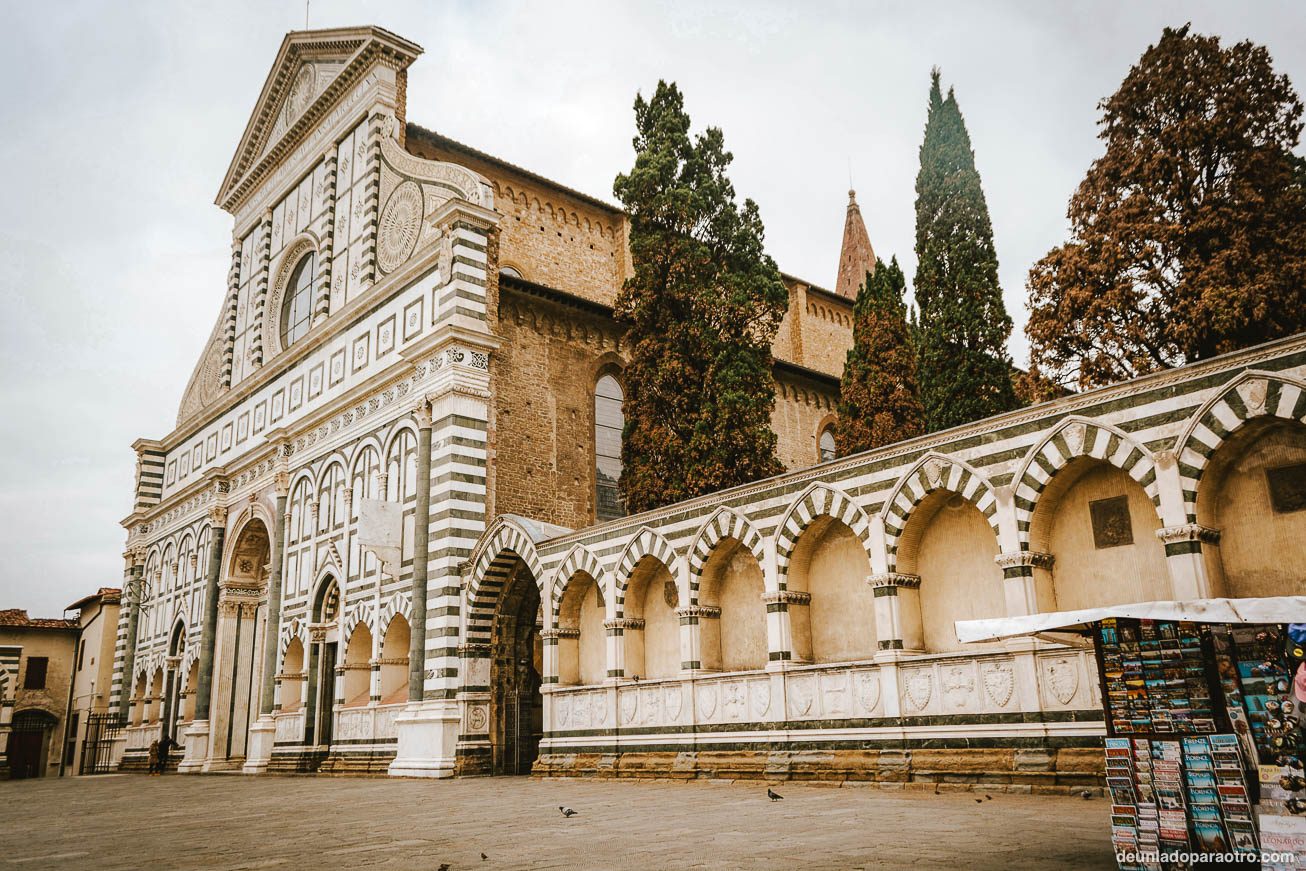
835, 189, 876, 300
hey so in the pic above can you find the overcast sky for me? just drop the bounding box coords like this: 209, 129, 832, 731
2, 0, 1303, 617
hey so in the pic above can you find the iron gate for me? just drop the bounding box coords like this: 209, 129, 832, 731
79, 713, 122, 775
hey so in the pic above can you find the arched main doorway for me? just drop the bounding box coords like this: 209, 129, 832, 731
490, 563, 543, 775
9, 710, 57, 779
211, 517, 270, 765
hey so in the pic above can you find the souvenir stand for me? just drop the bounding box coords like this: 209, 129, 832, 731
957, 597, 1306, 870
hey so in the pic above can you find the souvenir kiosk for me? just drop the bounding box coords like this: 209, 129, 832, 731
957, 597, 1306, 870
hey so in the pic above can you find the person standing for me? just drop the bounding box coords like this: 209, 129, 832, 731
147, 739, 160, 776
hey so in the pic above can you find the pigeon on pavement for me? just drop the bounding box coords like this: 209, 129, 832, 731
560, 806, 578, 817
767, 788, 783, 801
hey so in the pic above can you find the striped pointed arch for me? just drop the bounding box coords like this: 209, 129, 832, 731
279, 616, 308, 657
464, 516, 546, 646
1174, 371, 1306, 523
686, 506, 766, 599
341, 599, 375, 644
881, 453, 999, 571
1012, 416, 1159, 548
614, 527, 682, 614
548, 544, 609, 623
774, 482, 874, 584
377, 589, 413, 630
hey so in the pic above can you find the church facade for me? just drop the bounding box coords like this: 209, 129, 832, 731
114, 26, 1306, 787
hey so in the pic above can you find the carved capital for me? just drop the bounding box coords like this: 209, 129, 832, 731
762, 590, 811, 606
188, 553, 198, 570
604, 618, 646, 631
1156, 524, 1221, 545
994, 551, 1055, 571
130, 546, 148, 567
673, 606, 720, 620
541, 628, 580, 640
274, 469, 291, 498
412, 400, 433, 429
342, 487, 354, 507
207, 504, 228, 527
867, 572, 922, 590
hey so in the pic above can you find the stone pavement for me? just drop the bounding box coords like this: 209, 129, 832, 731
0, 774, 1116, 870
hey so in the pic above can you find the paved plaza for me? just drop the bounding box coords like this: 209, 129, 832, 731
1, 774, 1115, 870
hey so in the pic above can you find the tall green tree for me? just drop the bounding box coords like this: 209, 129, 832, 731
837, 257, 924, 455
613, 81, 787, 513
1026, 25, 1306, 390
914, 70, 1020, 431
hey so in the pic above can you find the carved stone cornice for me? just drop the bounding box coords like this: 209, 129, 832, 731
1156, 524, 1221, 545
674, 606, 721, 620
762, 591, 811, 606
867, 572, 922, 590
994, 551, 1056, 571
604, 618, 646, 631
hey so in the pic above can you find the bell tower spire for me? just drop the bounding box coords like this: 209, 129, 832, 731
835, 189, 876, 300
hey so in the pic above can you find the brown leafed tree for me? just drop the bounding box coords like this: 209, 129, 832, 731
1026, 24, 1306, 389
836, 257, 924, 455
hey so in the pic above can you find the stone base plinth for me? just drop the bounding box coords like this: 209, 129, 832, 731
176, 721, 210, 774
388, 701, 460, 778
241, 716, 276, 774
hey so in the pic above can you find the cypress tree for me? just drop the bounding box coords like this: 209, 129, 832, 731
914, 70, 1019, 430
836, 256, 924, 455
613, 81, 787, 513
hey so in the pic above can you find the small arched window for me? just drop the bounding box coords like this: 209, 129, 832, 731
499, 266, 522, 280
595, 373, 625, 522
280, 252, 317, 349
819, 426, 837, 463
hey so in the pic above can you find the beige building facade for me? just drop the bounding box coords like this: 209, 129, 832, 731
0, 589, 118, 778
114, 25, 1306, 787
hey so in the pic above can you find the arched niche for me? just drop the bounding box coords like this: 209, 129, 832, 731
786, 517, 875, 664
1196, 418, 1306, 598
379, 615, 410, 703
556, 572, 606, 686
898, 490, 1005, 653
1029, 457, 1168, 611
697, 539, 766, 672
622, 558, 680, 680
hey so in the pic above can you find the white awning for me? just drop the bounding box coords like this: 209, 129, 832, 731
955, 597, 1306, 644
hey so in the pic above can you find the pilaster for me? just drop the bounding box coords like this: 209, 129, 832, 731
762, 590, 809, 670
994, 551, 1055, 617
867, 573, 923, 656
1157, 524, 1221, 598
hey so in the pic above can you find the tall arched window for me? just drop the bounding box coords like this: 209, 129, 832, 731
595, 374, 625, 522
819, 426, 837, 463
280, 252, 317, 349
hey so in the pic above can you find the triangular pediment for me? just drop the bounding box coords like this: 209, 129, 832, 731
216, 26, 422, 212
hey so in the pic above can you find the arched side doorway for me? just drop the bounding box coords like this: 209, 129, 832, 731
304, 577, 340, 758
162, 622, 187, 745
490, 562, 543, 776
9, 710, 57, 779
211, 517, 270, 765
